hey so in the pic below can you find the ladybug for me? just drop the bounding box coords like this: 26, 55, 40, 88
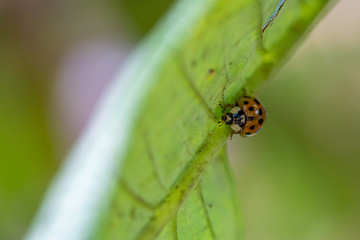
219, 96, 267, 138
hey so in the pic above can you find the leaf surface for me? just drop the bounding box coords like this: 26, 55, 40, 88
26, 0, 333, 240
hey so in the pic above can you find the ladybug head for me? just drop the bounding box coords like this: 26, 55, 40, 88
223, 113, 234, 125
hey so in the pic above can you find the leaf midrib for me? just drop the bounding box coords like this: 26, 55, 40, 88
136, 125, 231, 240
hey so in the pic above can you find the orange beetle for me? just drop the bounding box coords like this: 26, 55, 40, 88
220, 96, 267, 138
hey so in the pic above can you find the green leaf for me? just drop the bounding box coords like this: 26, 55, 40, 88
101, 146, 243, 240
26, 0, 334, 239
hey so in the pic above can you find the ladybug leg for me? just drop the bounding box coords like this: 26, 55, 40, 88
219, 102, 234, 113
229, 130, 235, 140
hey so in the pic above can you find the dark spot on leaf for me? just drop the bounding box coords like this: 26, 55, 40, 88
208, 68, 215, 75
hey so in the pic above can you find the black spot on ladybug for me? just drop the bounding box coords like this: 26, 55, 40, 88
250, 125, 255, 130
249, 107, 254, 111
259, 119, 264, 125
245, 132, 251, 135
258, 108, 263, 116
243, 100, 249, 105
253, 99, 260, 105
247, 116, 254, 121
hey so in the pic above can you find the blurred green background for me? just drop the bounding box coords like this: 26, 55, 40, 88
0, 0, 359, 239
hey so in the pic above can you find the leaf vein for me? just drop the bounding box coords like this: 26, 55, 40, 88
198, 185, 217, 239
176, 59, 217, 121
119, 180, 155, 210
143, 132, 168, 192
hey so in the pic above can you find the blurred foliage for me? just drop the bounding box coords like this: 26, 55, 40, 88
119, 0, 175, 36
0, 32, 56, 239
